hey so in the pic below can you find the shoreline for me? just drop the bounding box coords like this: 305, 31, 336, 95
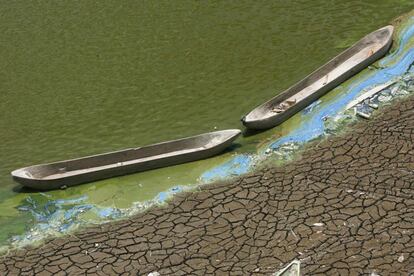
1, 95, 413, 274
1, 12, 414, 251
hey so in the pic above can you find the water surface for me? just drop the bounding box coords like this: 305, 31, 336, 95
1, 1, 413, 249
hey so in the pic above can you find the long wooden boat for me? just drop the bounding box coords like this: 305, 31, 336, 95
11, 129, 241, 190
242, 25, 394, 130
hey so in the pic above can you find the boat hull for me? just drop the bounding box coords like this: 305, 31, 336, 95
242, 26, 394, 130
12, 129, 241, 190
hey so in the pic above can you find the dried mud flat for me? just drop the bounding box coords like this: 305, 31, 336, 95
1, 96, 414, 275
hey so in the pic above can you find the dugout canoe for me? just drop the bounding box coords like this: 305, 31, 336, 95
11, 129, 241, 190
242, 25, 394, 130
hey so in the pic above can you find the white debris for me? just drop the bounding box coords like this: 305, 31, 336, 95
378, 93, 392, 103
368, 102, 378, 109
313, 223, 324, 227
356, 111, 371, 119
290, 229, 298, 240
398, 254, 405, 263
273, 259, 300, 276
148, 272, 160, 276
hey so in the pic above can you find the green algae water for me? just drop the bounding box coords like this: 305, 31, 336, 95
1, 1, 414, 249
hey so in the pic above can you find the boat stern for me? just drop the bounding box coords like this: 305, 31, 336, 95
242, 108, 281, 130
201, 129, 242, 154
220, 129, 242, 140
373, 25, 394, 50
11, 165, 63, 190
11, 167, 31, 180
11, 167, 40, 189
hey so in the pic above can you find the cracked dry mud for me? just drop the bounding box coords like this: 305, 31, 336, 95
1, 96, 414, 275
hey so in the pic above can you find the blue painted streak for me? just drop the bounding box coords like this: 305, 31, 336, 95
14, 183, 194, 246
155, 186, 184, 203
380, 19, 414, 66
200, 154, 253, 182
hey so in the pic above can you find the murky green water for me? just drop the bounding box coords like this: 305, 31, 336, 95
1, 1, 414, 248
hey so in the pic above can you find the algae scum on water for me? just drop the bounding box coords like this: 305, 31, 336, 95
1, 2, 414, 251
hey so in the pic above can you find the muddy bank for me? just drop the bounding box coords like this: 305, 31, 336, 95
1, 96, 414, 275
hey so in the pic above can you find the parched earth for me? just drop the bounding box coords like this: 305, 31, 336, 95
1, 96, 414, 275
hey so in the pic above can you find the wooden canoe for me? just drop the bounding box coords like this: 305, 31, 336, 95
242, 25, 394, 130
11, 129, 241, 190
